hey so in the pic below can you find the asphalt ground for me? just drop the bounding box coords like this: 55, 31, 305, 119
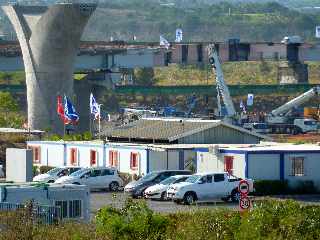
90, 191, 320, 216
90, 191, 238, 215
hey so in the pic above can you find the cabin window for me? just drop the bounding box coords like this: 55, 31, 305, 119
130, 153, 139, 170
109, 150, 118, 167
291, 156, 304, 176
224, 156, 234, 175
70, 148, 78, 166
90, 150, 97, 166
29, 146, 41, 163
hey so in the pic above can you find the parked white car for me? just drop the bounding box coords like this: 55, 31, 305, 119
55, 167, 123, 191
167, 172, 254, 205
33, 167, 82, 183
144, 175, 190, 200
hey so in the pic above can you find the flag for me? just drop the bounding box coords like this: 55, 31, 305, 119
64, 95, 79, 125
240, 100, 246, 113
160, 35, 170, 49
57, 95, 68, 124
175, 28, 183, 43
247, 94, 254, 106
90, 93, 101, 120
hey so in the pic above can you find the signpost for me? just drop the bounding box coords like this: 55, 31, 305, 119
238, 179, 251, 213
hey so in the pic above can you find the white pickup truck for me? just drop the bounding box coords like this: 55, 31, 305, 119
167, 172, 254, 205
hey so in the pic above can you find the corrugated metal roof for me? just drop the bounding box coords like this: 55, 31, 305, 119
106, 118, 267, 142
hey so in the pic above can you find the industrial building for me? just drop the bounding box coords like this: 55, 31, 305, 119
104, 118, 267, 144
196, 143, 320, 190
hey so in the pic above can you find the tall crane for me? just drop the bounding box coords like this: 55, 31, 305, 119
207, 44, 236, 119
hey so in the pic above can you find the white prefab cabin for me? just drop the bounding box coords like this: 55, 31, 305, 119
196, 143, 320, 190
27, 141, 198, 175
0, 183, 90, 222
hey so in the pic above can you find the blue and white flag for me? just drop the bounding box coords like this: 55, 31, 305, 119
90, 93, 100, 120
175, 28, 183, 43
240, 100, 246, 112
160, 35, 170, 49
64, 95, 79, 124
247, 94, 254, 106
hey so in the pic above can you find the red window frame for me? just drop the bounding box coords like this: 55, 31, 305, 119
90, 150, 97, 166
70, 148, 78, 166
109, 150, 118, 167
130, 153, 139, 170
224, 156, 234, 175
29, 146, 41, 163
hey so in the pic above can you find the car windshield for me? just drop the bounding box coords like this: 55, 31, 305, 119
46, 168, 62, 176
185, 175, 201, 183
160, 176, 177, 185
137, 172, 159, 182
70, 169, 88, 177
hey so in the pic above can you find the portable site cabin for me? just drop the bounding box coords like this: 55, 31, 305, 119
0, 183, 90, 222
27, 118, 267, 175
27, 141, 197, 176
196, 143, 320, 190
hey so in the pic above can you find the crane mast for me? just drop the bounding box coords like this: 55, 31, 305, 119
207, 44, 236, 118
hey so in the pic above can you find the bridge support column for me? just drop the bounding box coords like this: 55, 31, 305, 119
2, 3, 96, 133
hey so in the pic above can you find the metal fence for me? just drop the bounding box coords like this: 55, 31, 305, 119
0, 202, 62, 224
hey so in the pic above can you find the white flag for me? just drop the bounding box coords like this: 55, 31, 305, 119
160, 35, 170, 49
247, 94, 254, 106
316, 26, 320, 38
175, 28, 183, 42
90, 93, 100, 120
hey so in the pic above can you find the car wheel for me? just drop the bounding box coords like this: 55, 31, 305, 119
183, 192, 196, 205
109, 181, 119, 192
160, 191, 167, 201
231, 189, 241, 202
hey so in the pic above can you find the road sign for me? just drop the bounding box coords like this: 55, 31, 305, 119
238, 179, 250, 196
239, 196, 251, 211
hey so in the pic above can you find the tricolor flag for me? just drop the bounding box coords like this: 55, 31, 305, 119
160, 35, 170, 49
90, 93, 100, 120
64, 95, 79, 125
57, 95, 68, 124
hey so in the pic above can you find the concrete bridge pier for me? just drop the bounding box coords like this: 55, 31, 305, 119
2, 3, 96, 133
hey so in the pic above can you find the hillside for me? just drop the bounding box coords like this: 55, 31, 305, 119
1, 1, 320, 42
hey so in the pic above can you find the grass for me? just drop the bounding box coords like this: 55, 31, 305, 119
154, 61, 281, 86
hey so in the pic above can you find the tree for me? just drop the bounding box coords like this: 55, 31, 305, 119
134, 68, 155, 86
0, 92, 24, 128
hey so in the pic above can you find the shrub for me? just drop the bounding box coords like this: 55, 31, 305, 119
32, 165, 39, 177
253, 180, 289, 196
291, 180, 317, 194
39, 166, 55, 174
96, 198, 170, 240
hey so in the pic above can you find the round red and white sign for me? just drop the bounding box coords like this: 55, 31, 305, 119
239, 196, 251, 211
238, 180, 250, 196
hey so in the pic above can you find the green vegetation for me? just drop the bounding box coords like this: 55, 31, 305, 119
1, 199, 320, 240
44, 131, 93, 141
254, 180, 318, 195
154, 62, 280, 86
79, 1, 320, 42
0, 92, 24, 128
